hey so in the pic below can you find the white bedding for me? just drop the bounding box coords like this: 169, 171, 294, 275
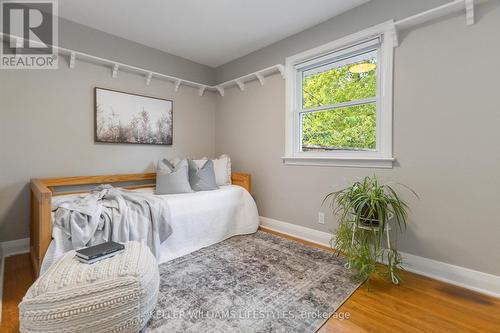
41, 185, 259, 273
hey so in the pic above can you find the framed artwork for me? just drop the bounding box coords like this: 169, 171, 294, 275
94, 87, 173, 145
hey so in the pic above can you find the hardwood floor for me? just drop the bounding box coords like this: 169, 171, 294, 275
261, 228, 500, 333
1, 254, 34, 333
1, 233, 499, 333
320, 267, 500, 333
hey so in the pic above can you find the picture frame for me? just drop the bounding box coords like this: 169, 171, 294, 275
94, 87, 173, 145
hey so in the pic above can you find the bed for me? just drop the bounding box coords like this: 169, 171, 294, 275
30, 172, 257, 276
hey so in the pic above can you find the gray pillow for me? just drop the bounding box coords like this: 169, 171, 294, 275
156, 159, 193, 194
188, 159, 219, 191
157, 158, 186, 172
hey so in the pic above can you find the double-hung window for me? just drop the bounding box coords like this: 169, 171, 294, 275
284, 22, 395, 168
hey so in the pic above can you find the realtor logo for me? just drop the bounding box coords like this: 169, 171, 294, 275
1, 0, 58, 69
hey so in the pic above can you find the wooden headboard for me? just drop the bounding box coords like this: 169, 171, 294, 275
30, 172, 251, 276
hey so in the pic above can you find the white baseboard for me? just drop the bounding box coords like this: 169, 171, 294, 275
1, 238, 30, 257
260, 217, 332, 247
0, 237, 30, 321
259, 216, 500, 298
400, 252, 500, 298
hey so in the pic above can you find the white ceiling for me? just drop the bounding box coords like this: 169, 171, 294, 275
59, 0, 369, 68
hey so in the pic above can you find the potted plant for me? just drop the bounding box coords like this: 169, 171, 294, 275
323, 176, 417, 285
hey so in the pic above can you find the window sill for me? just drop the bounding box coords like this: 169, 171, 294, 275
281, 156, 395, 168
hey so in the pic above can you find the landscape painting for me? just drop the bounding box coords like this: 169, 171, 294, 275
95, 87, 173, 145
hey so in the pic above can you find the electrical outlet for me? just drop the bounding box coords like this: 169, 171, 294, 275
318, 212, 325, 224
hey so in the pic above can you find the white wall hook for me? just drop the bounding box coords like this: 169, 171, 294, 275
198, 86, 206, 96
216, 86, 225, 97
174, 80, 182, 92
465, 0, 474, 25
214, 64, 285, 93
235, 80, 245, 91
146, 72, 153, 85
256, 73, 265, 86
112, 64, 119, 78
69, 52, 76, 69
277, 65, 286, 79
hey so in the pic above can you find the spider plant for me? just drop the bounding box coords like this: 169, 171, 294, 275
324, 176, 417, 285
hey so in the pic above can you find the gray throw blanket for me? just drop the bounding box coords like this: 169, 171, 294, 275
52, 185, 171, 258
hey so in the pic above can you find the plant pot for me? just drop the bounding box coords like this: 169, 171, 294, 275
358, 206, 381, 227
359, 216, 380, 227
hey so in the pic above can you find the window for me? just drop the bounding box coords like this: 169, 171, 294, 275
284, 22, 396, 168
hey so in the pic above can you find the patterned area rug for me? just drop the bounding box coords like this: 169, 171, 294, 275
146, 231, 360, 333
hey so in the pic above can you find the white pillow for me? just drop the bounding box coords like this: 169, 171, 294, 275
212, 154, 231, 186
166, 155, 231, 186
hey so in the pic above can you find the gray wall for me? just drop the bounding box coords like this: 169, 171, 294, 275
0, 56, 217, 242
59, 18, 216, 85
215, 0, 453, 83
215, 0, 500, 275
0, 16, 217, 242
2, 0, 499, 278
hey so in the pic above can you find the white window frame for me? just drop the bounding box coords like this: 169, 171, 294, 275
283, 21, 396, 168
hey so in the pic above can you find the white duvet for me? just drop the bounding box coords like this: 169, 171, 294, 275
41, 185, 259, 273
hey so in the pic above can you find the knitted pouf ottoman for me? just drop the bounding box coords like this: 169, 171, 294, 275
19, 241, 159, 333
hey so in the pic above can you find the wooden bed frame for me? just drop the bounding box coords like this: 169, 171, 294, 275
30, 172, 251, 276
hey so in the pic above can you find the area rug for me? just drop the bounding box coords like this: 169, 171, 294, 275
146, 231, 360, 333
